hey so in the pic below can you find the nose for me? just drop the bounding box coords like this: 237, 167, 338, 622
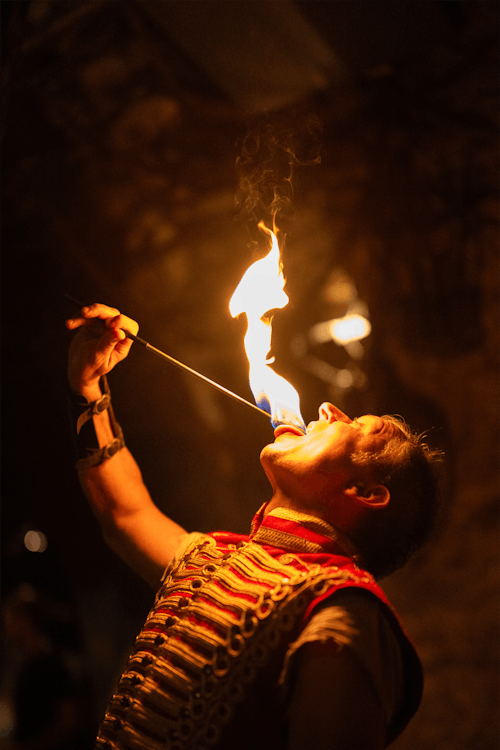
318, 402, 352, 424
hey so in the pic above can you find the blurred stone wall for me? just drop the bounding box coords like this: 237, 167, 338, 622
2, 1, 498, 746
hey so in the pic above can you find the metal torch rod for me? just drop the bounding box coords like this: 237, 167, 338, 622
125, 332, 271, 418
65, 296, 271, 421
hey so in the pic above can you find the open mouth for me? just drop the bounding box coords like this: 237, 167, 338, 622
273, 424, 306, 439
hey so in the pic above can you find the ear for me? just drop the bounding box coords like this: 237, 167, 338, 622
344, 483, 390, 509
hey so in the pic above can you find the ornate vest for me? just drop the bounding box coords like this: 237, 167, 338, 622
95, 506, 422, 750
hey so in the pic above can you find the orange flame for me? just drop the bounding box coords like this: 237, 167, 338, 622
230, 221, 306, 432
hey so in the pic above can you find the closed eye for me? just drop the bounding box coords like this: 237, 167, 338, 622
355, 416, 385, 434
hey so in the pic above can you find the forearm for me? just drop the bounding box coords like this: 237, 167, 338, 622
78, 443, 187, 588
74, 375, 186, 589
66, 303, 187, 587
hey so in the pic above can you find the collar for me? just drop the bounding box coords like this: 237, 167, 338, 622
249, 503, 362, 560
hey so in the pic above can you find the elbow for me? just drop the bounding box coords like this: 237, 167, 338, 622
100, 515, 125, 554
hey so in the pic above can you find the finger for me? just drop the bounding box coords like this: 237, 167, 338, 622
101, 328, 136, 368
65, 317, 86, 330
96, 326, 127, 359
66, 317, 107, 337
81, 302, 121, 321
65, 315, 104, 331
106, 313, 139, 337
113, 332, 134, 360
105, 324, 135, 354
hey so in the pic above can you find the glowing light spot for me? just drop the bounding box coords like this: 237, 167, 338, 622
290, 334, 307, 358
300, 355, 339, 384
310, 314, 371, 346
330, 315, 371, 345
322, 268, 356, 305
0, 699, 14, 738
336, 369, 354, 389
343, 340, 365, 360
327, 279, 355, 304
24, 530, 48, 553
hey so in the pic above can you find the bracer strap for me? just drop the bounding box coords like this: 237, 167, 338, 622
69, 376, 125, 470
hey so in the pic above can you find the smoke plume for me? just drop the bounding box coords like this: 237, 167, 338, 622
235, 111, 322, 240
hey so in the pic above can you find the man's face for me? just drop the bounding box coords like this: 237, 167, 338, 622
260, 402, 404, 505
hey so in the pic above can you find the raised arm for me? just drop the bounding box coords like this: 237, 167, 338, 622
66, 303, 187, 589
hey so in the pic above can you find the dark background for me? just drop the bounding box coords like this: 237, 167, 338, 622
1, 2, 498, 747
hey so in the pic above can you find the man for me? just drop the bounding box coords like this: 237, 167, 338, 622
66, 303, 441, 750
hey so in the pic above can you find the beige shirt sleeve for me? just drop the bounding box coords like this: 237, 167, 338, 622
282, 587, 404, 731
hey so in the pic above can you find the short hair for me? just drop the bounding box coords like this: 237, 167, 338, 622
350, 416, 443, 580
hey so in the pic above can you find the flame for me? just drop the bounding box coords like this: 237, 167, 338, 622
230, 221, 306, 433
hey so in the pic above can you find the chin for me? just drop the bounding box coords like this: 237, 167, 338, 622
259, 442, 276, 465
